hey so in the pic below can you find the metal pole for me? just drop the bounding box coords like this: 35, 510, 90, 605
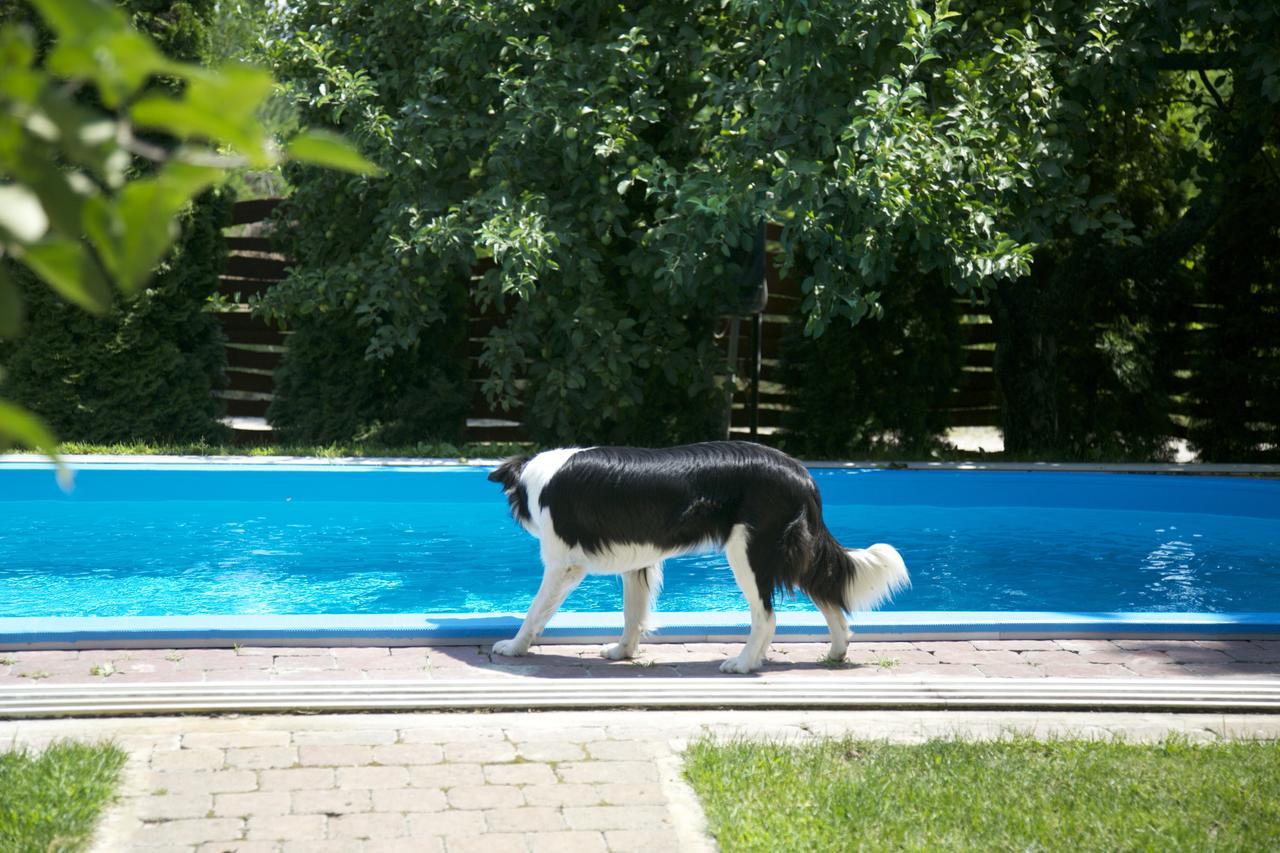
725, 318, 741, 440
750, 312, 762, 439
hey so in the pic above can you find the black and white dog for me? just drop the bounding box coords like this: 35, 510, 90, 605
487, 441, 908, 673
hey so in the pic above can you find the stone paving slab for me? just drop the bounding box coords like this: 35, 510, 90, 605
2, 639, 1278, 686
5, 638, 1278, 849
3, 709, 1279, 853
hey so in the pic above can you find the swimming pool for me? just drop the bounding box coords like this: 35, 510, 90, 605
2, 459, 1278, 647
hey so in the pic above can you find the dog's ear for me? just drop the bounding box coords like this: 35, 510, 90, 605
488, 455, 530, 488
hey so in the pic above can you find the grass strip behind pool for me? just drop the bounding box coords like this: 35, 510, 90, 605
683, 735, 1280, 852
0, 741, 127, 853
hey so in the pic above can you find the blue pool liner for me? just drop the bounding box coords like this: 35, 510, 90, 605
2, 611, 1278, 650
4, 461, 1279, 520
5, 459, 1278, 649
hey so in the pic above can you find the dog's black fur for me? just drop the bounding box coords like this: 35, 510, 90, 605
488, 441, 863, 614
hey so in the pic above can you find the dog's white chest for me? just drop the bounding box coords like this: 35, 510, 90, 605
577, 541, 673, 575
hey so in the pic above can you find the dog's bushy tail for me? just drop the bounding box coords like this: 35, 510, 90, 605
842, 542, 909, 611
808, 522, 909, 613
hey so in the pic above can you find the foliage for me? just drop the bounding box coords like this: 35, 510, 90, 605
267, 308, 469, 445
971, 0, 1280, 456
266, 0, 1279, 455
1188, 163, 1280, 462
2, 187, 233, 443
205, 0, 272, 65
6, 0, 1258, 455
0, 740, 128, 853
205, 0, 299, 201
0, 0, 231, 449
780, 268, 962, 456
264, 0, 1063, 446
0, 0, 378, 458
54, 439, 536, 458
685, 735, 1280, 852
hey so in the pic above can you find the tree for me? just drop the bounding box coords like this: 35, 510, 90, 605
972, 0, 1280, 455
0, 0, 379, 465
264, 0, 1053, 445
264, 0, 1278, 453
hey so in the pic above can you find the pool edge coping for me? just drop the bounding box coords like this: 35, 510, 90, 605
3, 453, 1279, 475
5, 611, 1279, 650
5, 677, 1280, 718
5, 457, 1278, 650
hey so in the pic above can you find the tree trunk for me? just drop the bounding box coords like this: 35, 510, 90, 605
992, 271, 1062, 457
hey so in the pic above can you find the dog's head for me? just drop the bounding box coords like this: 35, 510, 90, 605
487, 455, 530, 490
488, 454, 532, 523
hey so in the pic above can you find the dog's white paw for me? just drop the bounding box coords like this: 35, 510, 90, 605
719, 656, 758, 674
491, 639, 528, 657
600, 643, 636, 661
826, 646, 848, 662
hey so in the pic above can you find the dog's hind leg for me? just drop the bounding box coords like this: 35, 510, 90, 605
818, 602, 849, 661
721, 526, 776, 674
492, 562, 585, 657
602, 564, 661, 660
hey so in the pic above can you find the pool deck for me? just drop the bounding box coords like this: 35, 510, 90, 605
4, 638, 1280, 688
5, 639, 1280, 852
5, 638, 1280, 719
4, 708, 1275, 853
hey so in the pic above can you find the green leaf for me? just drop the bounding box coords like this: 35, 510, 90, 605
130, 66, 275, 166
0, 184, 49, 243
35, 0, 173, 108
10, 143, 91, 238
0, 398, 71, 490
28, 0, 121, 42
36, 88, 125, 187
18, 236, 112, 313
85, 162, 221, 294
0, 63, 41, 103
0, 23, 36, 77
119, 161, 221, 286
285, 130, 384, 176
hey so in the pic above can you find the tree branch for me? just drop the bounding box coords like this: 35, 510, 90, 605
1046, 95, 1264, 297
1197, 69, 1228, 111
1123, 111, 1263, 279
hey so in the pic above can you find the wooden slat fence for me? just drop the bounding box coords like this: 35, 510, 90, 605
216, 198, 1003, 445
1167, 301, 1279, 448
215, 199, 288, 442
715, 258, 1001, 437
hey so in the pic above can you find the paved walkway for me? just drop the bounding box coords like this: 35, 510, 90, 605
3, 638, 1279, 685
4, 640, 1279, 851
5, 708, 1280, 853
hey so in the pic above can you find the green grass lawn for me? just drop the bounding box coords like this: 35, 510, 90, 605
0, 741, 128, 853
684, 735, 1280, 852
4, 437, 1202, 465
53, 440, 533, 459
31, 440, 1172, 465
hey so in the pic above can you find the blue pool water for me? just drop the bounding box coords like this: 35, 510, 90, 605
1, 464, 1278, 618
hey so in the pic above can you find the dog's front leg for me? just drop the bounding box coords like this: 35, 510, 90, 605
601, 565, 655, 660
492, 563, 585, 657
721, 602, 776, 674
